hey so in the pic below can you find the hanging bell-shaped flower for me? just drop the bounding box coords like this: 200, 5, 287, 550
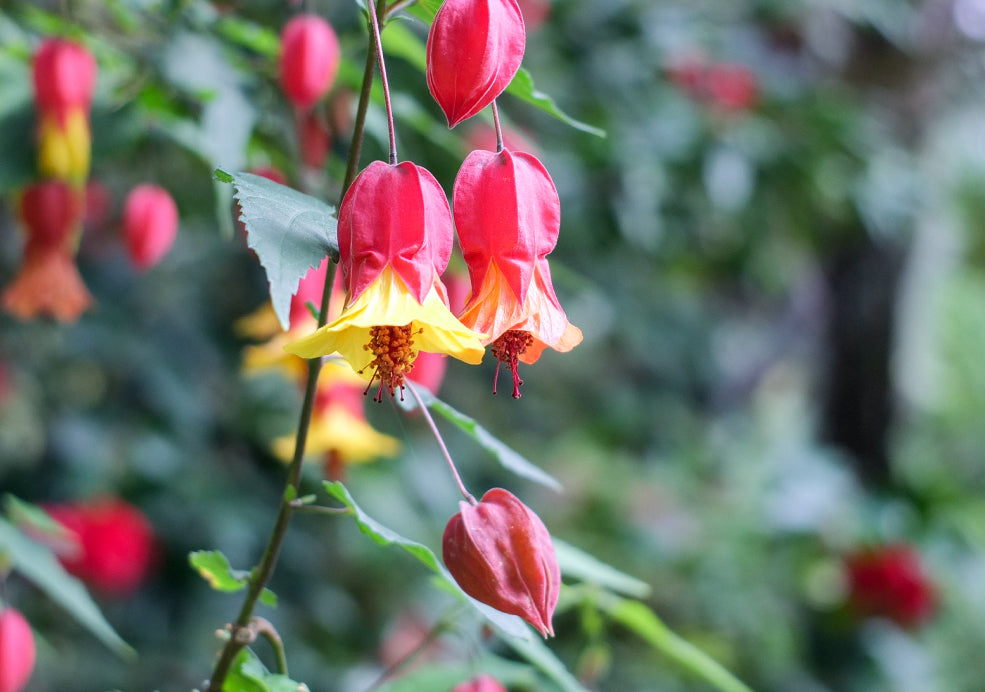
0, 608, 36, 692
122, 184, 179, 270
280, 14, 341, 111
426, 0, 525, 128
443, 488, 560, 637
32, 38, 97, 120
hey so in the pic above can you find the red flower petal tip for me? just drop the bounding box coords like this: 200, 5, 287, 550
451, 674, 509, 692
426, 0, 526, 127
33, 38, 97, 119
443, 488, 560, 637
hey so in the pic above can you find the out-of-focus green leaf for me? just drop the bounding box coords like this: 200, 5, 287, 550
215, 169, 338, 330
0, 518, 133, 658
401, 0, 443, 24
399, 385, 562, 491
506, 68, 606, 138
323, 481, 532, 640
553, 539, 651, 599
216, 16, 280, 57
598, 594, 754, 692
226, 647, 308, 692
381, 20, 426, 71
4, 494, 64, 536
506, 634, 592, 692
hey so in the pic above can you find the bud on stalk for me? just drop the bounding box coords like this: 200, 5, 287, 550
443, 488, 560, 637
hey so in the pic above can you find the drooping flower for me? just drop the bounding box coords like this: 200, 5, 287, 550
271, 359, 400, 478
0, 608, 35, 692
280, 14, 341, 111
285, 160, 485, 400
32, 38, 97, 182
426, 0, 525, 128
844, 544, 935, 629
122, 184, 179, 270
454, 149, 581, 397
443, 488, 560, 637
46, 497, 156, 597
451, 674, 509, 692
1, 181, 93, 322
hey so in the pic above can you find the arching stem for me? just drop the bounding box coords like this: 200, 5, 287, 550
405, 381, 477, 505
491, 99, 504, 153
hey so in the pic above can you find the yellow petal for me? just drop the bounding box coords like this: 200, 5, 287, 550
285, 265, 486, 376
272, 404, 400, 463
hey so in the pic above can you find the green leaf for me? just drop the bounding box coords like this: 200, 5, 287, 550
553, 539, 652, 599
216, 16, 280, 57
215, 169, 338, 330
401, 0, 443, 24
189, 550, 249, 592
0, 518, 133, 658
506, 68, 606, 138
323, 481, 531, 640
598, 595, 754, 692
4, 494, 65, 537
505, 635, 592, 692
258, 588, 278, 608
400, 385, 562, 492
381, 20, 426, 72
226, 647, 308, 692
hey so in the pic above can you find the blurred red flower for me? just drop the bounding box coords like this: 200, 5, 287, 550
0, 607, 35, 692
844, 544, 936, 628
47, 497, 156, 597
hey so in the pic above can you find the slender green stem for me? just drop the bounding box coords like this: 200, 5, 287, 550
366, 0, 398, 164
404, 381, 477, 506
343, 0, 387, 194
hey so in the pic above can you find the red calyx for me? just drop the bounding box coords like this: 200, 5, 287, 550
426, 0, 526, 128
340, 160, 453, 305
19, 180, 83, 251
32, 38, 97, 119
0, 608, 35, 692
123, 184, 179, 270
844, 544, 936, 629
453, 148, 560, 306
280, 14, 341, 111
443, 488, 560, 637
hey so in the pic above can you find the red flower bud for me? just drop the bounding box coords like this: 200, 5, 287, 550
32, 38, 97, 119
20, 180, 83, 250
443, 488, 560, 637
0, 608, 35, 692
47, 497, 156, 597
844, 544, 935, 629
426, 0, 525, 128
123, 184, 179, 270
705, 62, 758, 112
451, 674, 508, 692
280, 14, 341, 111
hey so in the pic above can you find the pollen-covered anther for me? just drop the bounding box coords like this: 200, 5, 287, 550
361, 324, 421, 402
491, 329, 534, 399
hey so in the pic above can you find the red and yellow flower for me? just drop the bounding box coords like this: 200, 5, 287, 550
453, 148, 581, 397
286, 160, 485, 400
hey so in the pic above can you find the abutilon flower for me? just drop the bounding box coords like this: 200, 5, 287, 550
1, 181, 93, 322
122, 184, 179, 270
426, 0, 525, 128
46, 497, 156, 597
844, 544, 936, 629
0, 608, 35, 692
454, 149, 581, 397
443, 488, 560, 637
451, 674, 509, 692
32, 38, 97, 182
280, 14, 341, 111
285, 160, 485, 400
272, 359, 400, 478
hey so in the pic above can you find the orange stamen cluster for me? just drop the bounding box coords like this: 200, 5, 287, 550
361, 324, 419, 402
491, 329, 533, 399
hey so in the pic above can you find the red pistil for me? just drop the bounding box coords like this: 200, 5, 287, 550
361, 324, 419, 402
491, 329, 533, 399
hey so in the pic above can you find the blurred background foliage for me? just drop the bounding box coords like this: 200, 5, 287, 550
2, 0, 985, 690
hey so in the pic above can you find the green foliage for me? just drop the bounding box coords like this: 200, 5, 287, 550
189, 550, 277, 607
216, 169, 338, 330
224, 648, 306, 692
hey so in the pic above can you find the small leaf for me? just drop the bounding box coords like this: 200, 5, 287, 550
189, 550, 249, 593
227, 642, 308, 692
553, 539, 651, 599
259, 588, 278, 608
598, 595, 754, 692
401, 0, 443, 24
0, 518, 133, 658
324, 481, 531, 640
215, 169, 338, 330
506, 68, 606, 138
400, 386, 562, 492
